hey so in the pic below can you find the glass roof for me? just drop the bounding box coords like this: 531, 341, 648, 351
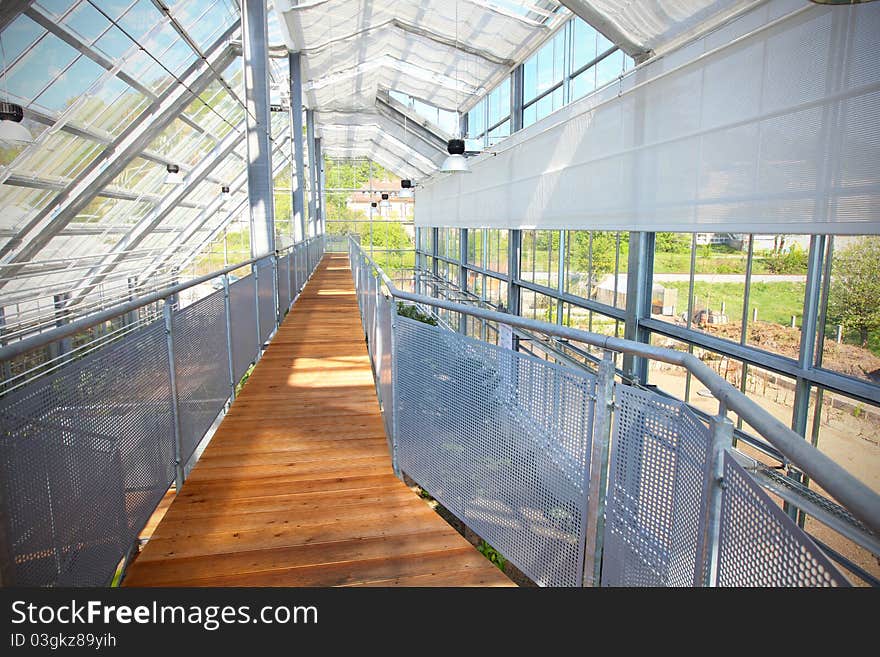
0, 0, 752, 338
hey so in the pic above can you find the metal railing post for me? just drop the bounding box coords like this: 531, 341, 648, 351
389, 297, 401, 479
287, 247, 296, 310
273, 252, 281, 329
582, 350, 615, 587
163, 301, 185, 491
253, 262, 262, 353
702, 403, 734, 586
222, 274, 236, 402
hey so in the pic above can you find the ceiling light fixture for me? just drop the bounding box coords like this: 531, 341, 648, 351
0, 101, 32, 143
441, 0, 470, 174
399, 179, 414, 199
440, 138, 470, 173
380, 192, 391, 209
164, 164, 184, 185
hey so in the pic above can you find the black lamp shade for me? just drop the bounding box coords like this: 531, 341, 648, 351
0, 102, 24, 123
401, 179, 412, 188
446, 138, 465, 155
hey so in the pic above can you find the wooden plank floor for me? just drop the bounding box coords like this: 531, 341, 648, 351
124, 254, 513, 587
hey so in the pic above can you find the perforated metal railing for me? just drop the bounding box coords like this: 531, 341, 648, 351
349, 238, 879, 588
0, 236, 325, 586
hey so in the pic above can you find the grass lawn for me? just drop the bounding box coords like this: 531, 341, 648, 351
660, 280, 806, 326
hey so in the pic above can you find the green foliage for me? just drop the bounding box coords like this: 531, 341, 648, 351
477, 540, 506, 572
235, 363, 256, 396
827, 237, 880, 348
397, 302, 438, 326
764, 243, 809, 274
655, 232, 692, 254
567, 231, 629, 277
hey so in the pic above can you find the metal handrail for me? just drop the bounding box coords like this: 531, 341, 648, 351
350, 237, 880, 536
0, 236, 323, 364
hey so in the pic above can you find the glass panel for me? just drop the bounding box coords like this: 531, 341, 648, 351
520, 229, 559, 290
486, 228, 507, 275
565, 230, 628, 308
571, 17, 596, 71
1, 15, 45, 64
744, 234, 809, 353
467, 228, 484, 267
6, 33, 78, 103
34, 54, 107, 112
13, 130, 104, 180
467, 98, 485, 138
596, 49, 626, 88
487, 77, 510, 127
821, 236, 880, 382
487, 119, 510, 146
521, 288, 557, 323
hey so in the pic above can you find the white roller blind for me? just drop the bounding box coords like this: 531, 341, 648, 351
416, 0, 880, 235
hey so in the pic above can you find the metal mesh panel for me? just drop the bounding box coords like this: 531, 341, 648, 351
228, 274, 258, 381
172, 289, 231, 464
0, 320, 174, 586
278, 253, 291, 310
602, 385, 711, 587
717, 452, 849, 587
257, 260, 276, 344
376, 293, 394, 452
394, 316, 595, 587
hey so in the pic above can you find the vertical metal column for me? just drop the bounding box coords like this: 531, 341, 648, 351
582, 350, 615, 586
431, 227, 439, 279
286, 248, 292, 308
623, 231, 653, 384
459, 228, 468, 335
562, 18, 572, 105
315, 137, 326, 235
241, 0, 276, 258
288, 52, 307, 243
253, 262, 262, 351
507, 228, 521, 318
163, 301, 185, 491
0, 307, 11, 389
222, 274, 237, 401
511, 65, 524, 133
788, 234, 826, 522
702, 404, 734, 586
556, 230, 566, 325
306, 109, 318, 238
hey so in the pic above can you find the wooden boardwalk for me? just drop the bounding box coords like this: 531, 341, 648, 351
124, 254, 513, 587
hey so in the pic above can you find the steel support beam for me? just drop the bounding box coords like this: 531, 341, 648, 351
623, 231, 653, 384
305, 108, 318, 238
242, 0, 275, 257
0, 0, 32, 33
24, 6, 156, 100
0, 23, 240, 272
174, 150, 291, 274
375, 92, 451, 151
314, 137, 325, 234
511, 65, 524, 133
62, 124, 247, 309
289, 52, 307, 243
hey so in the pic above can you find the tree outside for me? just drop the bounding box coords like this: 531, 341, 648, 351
827, 237, 880, 350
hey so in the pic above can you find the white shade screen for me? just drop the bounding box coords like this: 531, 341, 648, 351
416, 0, 880, 236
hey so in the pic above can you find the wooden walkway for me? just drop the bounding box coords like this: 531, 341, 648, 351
124, 254, 513, 587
